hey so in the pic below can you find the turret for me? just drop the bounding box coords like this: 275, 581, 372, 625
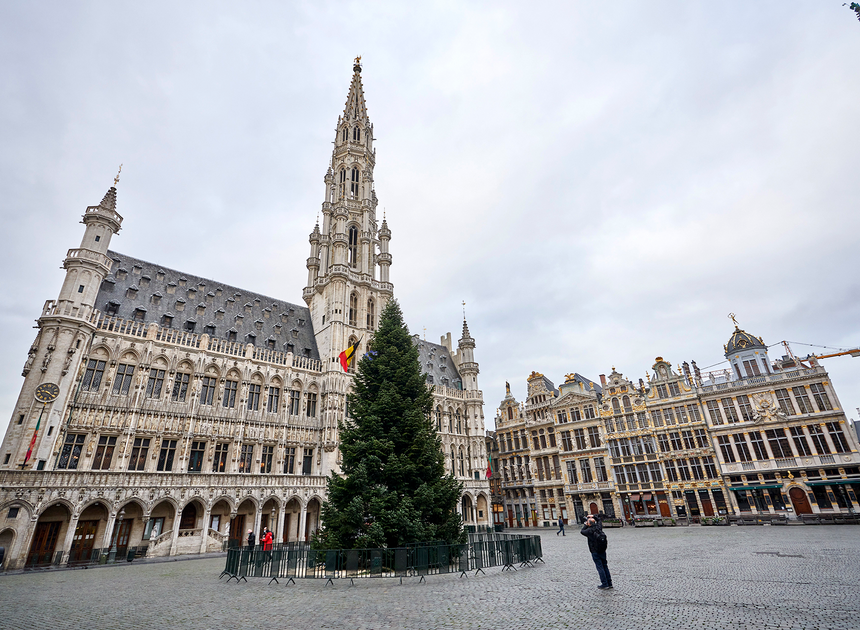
457, 318, 479, 391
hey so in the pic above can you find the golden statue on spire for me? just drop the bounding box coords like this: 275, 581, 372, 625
114, 163, 123, 187
728, 312, 739, 328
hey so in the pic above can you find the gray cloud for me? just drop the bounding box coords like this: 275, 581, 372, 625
2, 2, 859, 435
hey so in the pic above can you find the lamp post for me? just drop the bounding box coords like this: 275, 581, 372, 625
109, 508, 125, 562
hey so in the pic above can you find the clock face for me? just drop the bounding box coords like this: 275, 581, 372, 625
34, 383, 60, 403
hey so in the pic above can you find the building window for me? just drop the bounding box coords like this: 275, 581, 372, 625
702, 457, 718, 478
78, 284, 85, 293
200, 377, 217, 406
594, 457, 608, 482
185, 320, 196, 332
669, 432, 683, 451
706, 400, 723, 425
573, 429, 586, 450
267, 387, 281, 413
775, 389, 796, 416
367, 299, 375, 329
238, 444, 253, 473
146, 369, 166, 398
459, 449, 465, 476
720, 398, 740, 423
657, 434, 671, 453
227, 330, 237, 342
57, 434, 86, 469
302, 449, 313, 475
284, 447, 296, 474
172, 372, 190, 402
733, 434, 753, 462
91, 436, 116, 470
82, 359, 107, 392
348, 226, 358, 267
765, 429, 793, 459
350, 167, 359, 195
789, 426, 812, 456
807, 424, 831, 454
560, 430, 572, 451
809, 384, 833, 411
579, 459, 593, 483
128, 437, 150, 471
223, 380, 238, 408
213, 443, 229, 472
792, 387, 814, 414
825, 422, 849, 453
260, 445, 274, 473
247, 383, 261, 411
339, 167, 347, 197
736, 395, 755, 422
161, 314, 173, 327
112, 364, 135, 395
348, 293, 358, 327
353, 126, 360, 142
188, 441, 205, 472
682, 430, 696, 450
656, 384, 668, 399
305, 392, 317, 417
133, 308, 146, 322
289, 390, 301, 415
157, 439, 177, 472
668, 382, 680, 396
748, 431, 768, 460
663, 461, 678, 482
742, 359, 762, 377
587, 426, 601, 448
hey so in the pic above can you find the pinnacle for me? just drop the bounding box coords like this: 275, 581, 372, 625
99, 187, 117, 212
461, 318, 472, 340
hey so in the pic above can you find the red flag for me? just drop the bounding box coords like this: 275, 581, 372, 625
486, 450, 493, 479
338, 337, 362, 372
22, 412, 42, 467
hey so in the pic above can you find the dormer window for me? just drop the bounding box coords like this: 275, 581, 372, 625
139, 276, 150, 288
246, 333, 256, 345
184, 320, 196, 332
105, 301, 120, 316
161, 314, 173, 327
133, 307, 146, 322
227, 329, 237, 342
303, 348, 311, 358
126, 286, 138, 299
267, 339, 276, 349
203, 325, 215, 336
286, 343, 294, 354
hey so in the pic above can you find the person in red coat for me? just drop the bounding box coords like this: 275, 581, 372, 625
262, 528, 274, 551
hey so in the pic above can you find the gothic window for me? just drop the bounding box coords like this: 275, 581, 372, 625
260, 445, 274, 473
350, 167, 359, 196
456, 410, 462, 434
127, 437, 150, 471
435, 407, 442, 431
91, 436, 116, 470
213, 443, 229, 472
288, 389, 301, 415
348, 226, 358, 268
57, 434, 86, 470
353, 126, 360, 142
82, 359, 106, 392
112, 364, 135, 395
223, 379, 238, 408
238, 444, 253, 473
622, 395, 632, 412
367, 299, 375, 329
305, 391, 317, 417
267, 386, 281, 413
200, 377, 217, 405
188, 441, 205, 473
172, 372, 191, 402
339, 168, 347, 198
247, 383, 261, 411
458, 448, 465, 476
146, 368, 165, 398
348, 293, 358, 326
341, 127, 347, 142
611, 398, 621, 414
156, 440, 176, 472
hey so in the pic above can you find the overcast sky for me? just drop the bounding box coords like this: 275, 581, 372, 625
2, 2, 859, 437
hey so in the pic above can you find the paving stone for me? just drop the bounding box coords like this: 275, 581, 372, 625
1, 526, 858, 629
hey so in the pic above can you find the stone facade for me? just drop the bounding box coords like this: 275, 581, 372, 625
493, 325, 860, 529
0, 61, 490, 570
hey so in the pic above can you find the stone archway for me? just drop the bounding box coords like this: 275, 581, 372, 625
231, 498, 257, 547
461, 495, 475, 526
476, 494, 489, 526
28, 502, 72, 566
0, 528, 15, 569
68, 502, 108, 564
146, 499, 177, 558
304, 498, 321, 541
283, 498, 301, 543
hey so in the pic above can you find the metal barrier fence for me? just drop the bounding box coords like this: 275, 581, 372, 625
220, 533, 543, 585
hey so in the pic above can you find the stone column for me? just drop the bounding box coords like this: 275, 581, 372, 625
59, 512, 81, 565
298, 505, 307, 542
276, 506, 286, 544
199, 502, 211, 554
168, 511, 182, 556
101, 511, 117, 552
253, 507, 262, 546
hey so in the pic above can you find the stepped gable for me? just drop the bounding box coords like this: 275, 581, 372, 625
97, 250, 320, 360
413, 336, 463, 388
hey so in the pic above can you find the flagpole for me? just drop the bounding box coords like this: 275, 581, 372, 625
21, 402, 46, 469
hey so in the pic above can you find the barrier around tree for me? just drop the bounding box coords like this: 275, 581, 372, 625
219, 532, 543, 585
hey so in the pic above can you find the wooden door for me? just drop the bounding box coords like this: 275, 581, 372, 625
70, 520, 98, 563
27, 521, 61, 566
282, 514, 291, 543
699, 491, 715, 517
790, 487, 813, 515
659, 498, 672, 518
589, 502, 599, 515
229, 514, 245, 547
115, 519, 132, 556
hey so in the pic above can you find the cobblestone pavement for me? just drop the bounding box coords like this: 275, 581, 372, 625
2, 525, 859, 630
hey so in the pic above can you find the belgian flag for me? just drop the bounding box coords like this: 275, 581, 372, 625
338, 337, 362, 373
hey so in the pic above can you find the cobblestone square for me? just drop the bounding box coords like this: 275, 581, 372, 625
1, 526, 858, 630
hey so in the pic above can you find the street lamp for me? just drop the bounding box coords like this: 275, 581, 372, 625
109, 508, 126, 562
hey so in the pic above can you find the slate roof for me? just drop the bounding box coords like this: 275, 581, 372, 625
565, 372, 603, 395
413, 335, 463, 388
97, 251, 320, 360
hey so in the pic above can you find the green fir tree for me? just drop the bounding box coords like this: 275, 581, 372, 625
313, 299, 464, 549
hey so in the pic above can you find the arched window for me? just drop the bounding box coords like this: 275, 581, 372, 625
458, 448, 465, 476
450, 448, 455, 474
353, 126, 360, 142
338, 168, 347, 198
346, 335, 358, 373
348, 226, 358, 268
348, 292, 358, 327
611, 398, 621, 414
366, 299, 375, 329
341, 127, 347, 142
435, 407, 442, 431
456, 410, 462, 434
448, 409, 453, 433
622, 395, 632, 412
350, 168, 359, 196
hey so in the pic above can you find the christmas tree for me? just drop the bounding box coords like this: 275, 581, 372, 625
313, 299, 464, 549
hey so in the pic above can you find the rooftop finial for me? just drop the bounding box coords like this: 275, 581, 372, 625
113, 163, 123, 187
354, 55, 362, 72
462, 300, 466, 320
728, 312, 739, 329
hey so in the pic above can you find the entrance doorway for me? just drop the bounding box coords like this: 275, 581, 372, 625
27, 521, 61, 566
789, 487, 813, 515
698, 490, 715, 517
115, 519, 132, 557
69, 520, 99, 563
229, 514, 246, 547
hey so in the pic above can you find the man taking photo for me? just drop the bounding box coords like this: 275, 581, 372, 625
580, 513, 612, 590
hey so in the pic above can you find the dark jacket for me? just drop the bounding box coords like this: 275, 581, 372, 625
247, 533, 256, 548
580, 522, 605, 553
